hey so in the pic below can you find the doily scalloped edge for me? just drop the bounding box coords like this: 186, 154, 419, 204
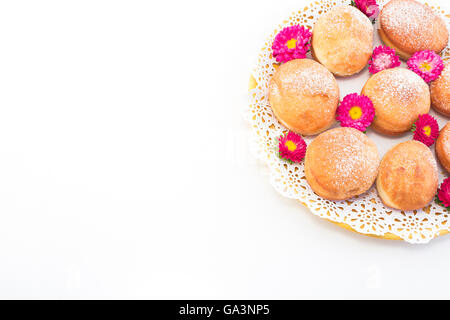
247, 0, 450, 244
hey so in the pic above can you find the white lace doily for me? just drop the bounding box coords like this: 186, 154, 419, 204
246, 0, 450, 243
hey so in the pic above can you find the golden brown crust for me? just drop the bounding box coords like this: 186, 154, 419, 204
268, 59, 339, 135
379, 0, 448, 60
304, 127, 379, 200
312, 6, 373, 76
431, 61, 450, 117
436, 122, 450, 174
376, 140, 438, 211
377, 27, 413, 61
361, 68, 430, 135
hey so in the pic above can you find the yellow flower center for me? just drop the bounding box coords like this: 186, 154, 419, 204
286, 38, 297, 49
420, 62, 432, 72
423, 125, 431, 136
285, 140, 297, 151
349, 106, 363, 120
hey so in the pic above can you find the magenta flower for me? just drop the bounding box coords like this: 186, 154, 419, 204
407, 50, 444, 82
437, 178, 450, 209
336, 93, 375, 132
272, 25, 312, 63
368, 46, 401, 74
352, 0, 379, 22
278, 131, 307, 163
411, 114, 439, 147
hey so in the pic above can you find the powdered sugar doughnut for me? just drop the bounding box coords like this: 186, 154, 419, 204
436, 122, 450, 174
431, 61, 450, 116
312, 5, 373, 76
361, 68, 430, 135
379, 0, 448, 60
305, 127, 379, 200
268, 59, 340, 135
377, 140, 438, 211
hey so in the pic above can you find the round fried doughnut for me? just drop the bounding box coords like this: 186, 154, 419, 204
361, 68, 430, 135
376, 140, 438, 211
379, 0, 448, 60
268, 59, 340, 135
312, 5, 373, 76
305, 127, 379, 200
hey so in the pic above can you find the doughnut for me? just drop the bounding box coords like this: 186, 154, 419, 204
376, 140, 438, 211
268, 59, 339, 135
379, 0, 448, 60
431, 61, 450, 117
312, 5, 373, 76
361, 68, 430, 135
304, 127, 379, 200
436, 122, 450, 174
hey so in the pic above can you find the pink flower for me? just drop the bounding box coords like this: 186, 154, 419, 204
368, 46, 401, 74
278, 131, 307, 163
437, 178, 450, 209
407, 50, 444, 82
411, 114, 439, 147
336, 93, 375, 132
272, 25, 311, 63
352, 0, 379, 21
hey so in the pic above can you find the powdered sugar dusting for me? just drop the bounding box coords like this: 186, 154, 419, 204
379, 141, 438, 198
430, 61, 450, 114
338, 5, 373, 28
279, 59, 337, 96
316, 6, 373, 71
381, 0, 443, 50
440, 61, 450, 89
381, 145, 437, 184
441, 123, 450, 156
308, 128, 379, 191
434, 61, 450, 92
249, 0, 450, 243
367, 68, 428, 122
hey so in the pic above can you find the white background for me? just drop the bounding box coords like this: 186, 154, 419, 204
0, 0, 449, 299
